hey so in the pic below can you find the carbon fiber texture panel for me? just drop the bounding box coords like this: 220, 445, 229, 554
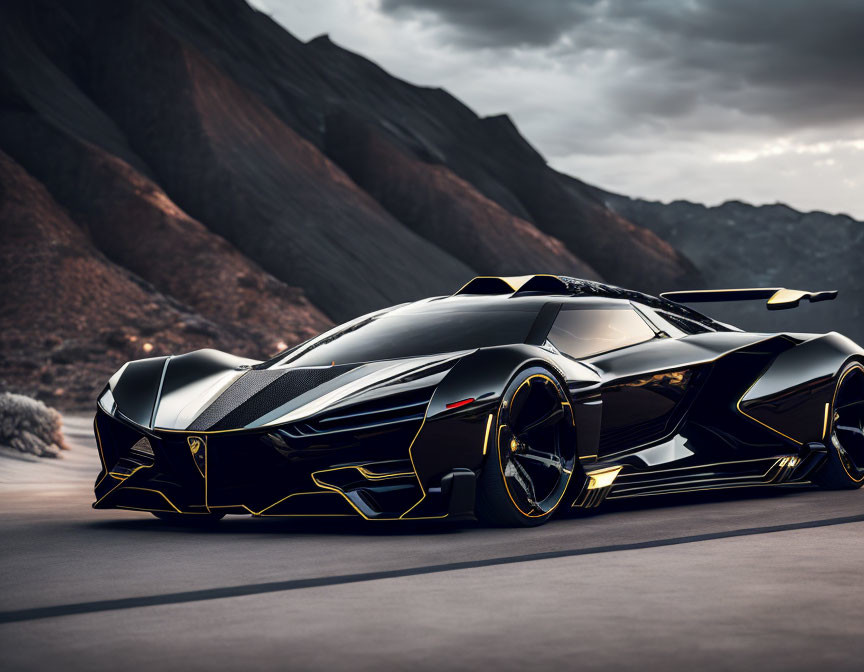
187, 369, 286, 431
191, 366, 353, 431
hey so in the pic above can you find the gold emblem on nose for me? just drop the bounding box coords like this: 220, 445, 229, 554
188, 436, 206, 478
187, 436, 203, 455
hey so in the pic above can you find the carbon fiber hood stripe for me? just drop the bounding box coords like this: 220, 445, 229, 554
187, 365, 355, 431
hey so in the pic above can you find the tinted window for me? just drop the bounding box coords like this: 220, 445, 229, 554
283, 308, 538, 366
548, 308, 656, 359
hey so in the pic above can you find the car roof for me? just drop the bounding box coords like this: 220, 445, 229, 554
423, 274, 731, 331
398, 293, 631, 314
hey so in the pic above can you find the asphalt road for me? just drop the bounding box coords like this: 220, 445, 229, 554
1, 418, 863, 671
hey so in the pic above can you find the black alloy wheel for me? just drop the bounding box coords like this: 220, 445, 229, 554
476, 367, 578, 527
814, 362, 864, 489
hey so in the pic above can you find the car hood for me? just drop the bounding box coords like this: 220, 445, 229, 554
102, 349, 469, 432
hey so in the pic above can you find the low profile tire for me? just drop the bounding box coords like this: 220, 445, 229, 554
152, 511, 226, 525
476, 366, 578, 527
813, 362, 864, 490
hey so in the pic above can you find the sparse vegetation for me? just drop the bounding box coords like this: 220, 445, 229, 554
0, 392, 68, 458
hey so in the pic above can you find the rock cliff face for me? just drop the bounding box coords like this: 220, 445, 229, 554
0, 149, 310, 406
3, 0, 856, 410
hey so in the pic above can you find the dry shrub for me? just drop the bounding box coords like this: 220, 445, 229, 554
0, 392, 68, 458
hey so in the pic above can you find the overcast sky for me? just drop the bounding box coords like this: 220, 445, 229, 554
252, 0, 864, 219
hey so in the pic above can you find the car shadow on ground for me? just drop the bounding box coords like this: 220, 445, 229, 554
82, 484, 820, 537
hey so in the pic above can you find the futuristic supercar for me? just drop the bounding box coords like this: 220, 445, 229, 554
93, 275, 864, 527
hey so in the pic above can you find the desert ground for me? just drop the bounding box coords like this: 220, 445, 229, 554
1, 417, 863, 671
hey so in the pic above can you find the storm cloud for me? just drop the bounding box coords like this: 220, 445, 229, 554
255, 0, 864, 217
380, 0, 864, 128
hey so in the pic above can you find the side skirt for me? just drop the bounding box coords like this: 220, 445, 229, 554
572, 447, 827, 508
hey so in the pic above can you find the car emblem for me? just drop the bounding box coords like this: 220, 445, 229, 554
187, 436, 206, 478
187, 436, 203, 455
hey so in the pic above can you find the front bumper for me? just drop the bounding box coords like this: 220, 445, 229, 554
92, 397, 487, 521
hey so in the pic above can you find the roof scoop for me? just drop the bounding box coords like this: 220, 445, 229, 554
454, 274, 569, 296
660, 288, 839, 311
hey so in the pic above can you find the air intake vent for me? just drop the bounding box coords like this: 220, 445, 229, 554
281, 385, 435, 438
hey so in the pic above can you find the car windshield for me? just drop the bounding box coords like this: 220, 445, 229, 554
281, 306, 539, 366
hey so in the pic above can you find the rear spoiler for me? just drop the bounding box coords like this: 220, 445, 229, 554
660, 288, 838, 311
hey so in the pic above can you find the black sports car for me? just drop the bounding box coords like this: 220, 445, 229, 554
93, 275, 863, 527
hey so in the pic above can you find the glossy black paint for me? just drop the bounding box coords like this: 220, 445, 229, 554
92, 275, 864, 522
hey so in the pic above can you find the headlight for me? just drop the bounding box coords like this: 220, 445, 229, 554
98, 387, 116, 414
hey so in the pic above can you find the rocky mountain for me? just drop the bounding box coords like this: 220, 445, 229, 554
594, 186, 864, 342
0, 0, 858, 411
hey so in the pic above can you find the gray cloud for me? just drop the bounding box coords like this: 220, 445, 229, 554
259, 0, 864, 218
379, 0, 864, 129
380, 0, 594, 48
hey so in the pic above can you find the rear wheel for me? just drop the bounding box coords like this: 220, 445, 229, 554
476, 367, 577, 527
814, 362, 864, 490
152, 511, 226, 525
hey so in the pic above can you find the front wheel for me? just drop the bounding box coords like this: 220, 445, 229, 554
813, 362, 864, 490
475, 367, 578, 527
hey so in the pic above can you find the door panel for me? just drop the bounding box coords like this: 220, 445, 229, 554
596, 367, 701, 458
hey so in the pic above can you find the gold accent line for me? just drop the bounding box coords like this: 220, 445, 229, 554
822, 402, 830, 440
207, 491, 346, 516
94, 419, 109, 489
310, 403, 448, 521
736, 375, 804, 446
94, 463, 154, 507
830, 363, 864, 483
107, 464, 149, 482
482, 414, 493, 456
560, 400, 576, 425
258, 514, 356, 518
311, 470, 440, 520
117, 506, 180, 514
206, 504, 257, 514
255, 491, 339, 515
204, 435, 210, 512
311, 471, 371, 519
585, 465, 622, 490
498, 374, 575, 518
400, 402, 447, 520
355, 467, 416, 480
120, 487, 182, 513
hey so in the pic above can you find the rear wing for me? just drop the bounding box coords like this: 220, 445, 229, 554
660, 288, 838, 311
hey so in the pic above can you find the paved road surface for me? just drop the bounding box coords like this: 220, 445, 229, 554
1, 417, 863, 671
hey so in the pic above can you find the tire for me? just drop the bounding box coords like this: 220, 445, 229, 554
475, 366, 578, 527
813, 362, 864, 490
152, 511, 226, 525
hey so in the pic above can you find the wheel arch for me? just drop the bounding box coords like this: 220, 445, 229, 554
405, 347, 585, 517
739, 332, 864, 445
